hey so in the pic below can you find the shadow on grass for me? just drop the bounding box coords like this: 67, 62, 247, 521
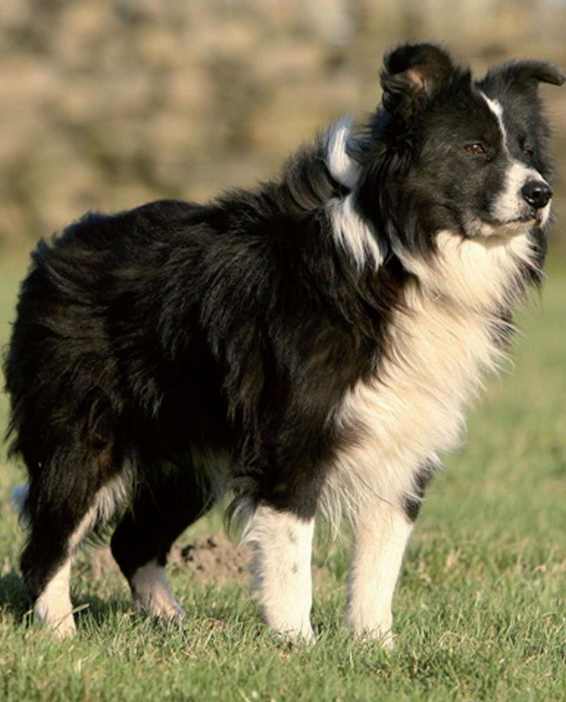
74, 593, 134, 631
0, 568, 30, 624
74, 593, 206, 636
0, 567, 134, 635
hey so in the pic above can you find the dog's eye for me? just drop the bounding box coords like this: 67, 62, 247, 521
463, 143, 487, 156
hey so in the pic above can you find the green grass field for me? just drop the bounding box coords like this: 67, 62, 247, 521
0, 258, 564, 701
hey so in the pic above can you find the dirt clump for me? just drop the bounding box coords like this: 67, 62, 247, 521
171, 534, 251, 584
90, 533, 251, 585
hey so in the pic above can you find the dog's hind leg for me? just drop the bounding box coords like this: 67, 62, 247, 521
20, 467, 126, 638
21, 513, 85, 638
110, 461, 216, 621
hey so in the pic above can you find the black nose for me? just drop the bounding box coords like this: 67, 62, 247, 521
521, 180, 552, 210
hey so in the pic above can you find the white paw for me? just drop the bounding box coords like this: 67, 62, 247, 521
356, 627, 395, 650
270, 621, 315, 645
131, 560, 185, 622
34, 603, 77, 638
133, 591, 185, 621
34, 561, 77, 638
348, 611, 395, 649
52, 614, 78, 639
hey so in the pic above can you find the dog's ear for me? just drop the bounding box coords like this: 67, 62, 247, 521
380, 43, 455, 119
486, 60, 565, 92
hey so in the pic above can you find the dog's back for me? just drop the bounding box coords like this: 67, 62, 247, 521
6, 199, 215, 462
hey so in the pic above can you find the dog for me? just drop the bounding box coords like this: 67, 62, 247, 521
4, 43, 563, 644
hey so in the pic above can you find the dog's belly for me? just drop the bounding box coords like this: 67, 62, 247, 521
324, 287, 504, 519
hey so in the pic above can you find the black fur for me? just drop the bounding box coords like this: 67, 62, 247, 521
5, 137, 405, 597
403, 460, 435, 522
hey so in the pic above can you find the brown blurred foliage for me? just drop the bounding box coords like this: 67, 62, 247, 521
1, 0, 565, 253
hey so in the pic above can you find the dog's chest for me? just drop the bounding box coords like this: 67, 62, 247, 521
329, 284, 506, 511
336, 233, 533, 477
366, 291, 501, 459
326, 233, 534, 520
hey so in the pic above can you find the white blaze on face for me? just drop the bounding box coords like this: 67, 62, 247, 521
481, 93, 551, 229
492, 161, 547, 223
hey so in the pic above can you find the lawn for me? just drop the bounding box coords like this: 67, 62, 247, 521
0, 256, 564, 701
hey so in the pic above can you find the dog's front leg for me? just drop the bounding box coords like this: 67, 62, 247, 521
347, 498, 413, 648
245, 504, 315, 642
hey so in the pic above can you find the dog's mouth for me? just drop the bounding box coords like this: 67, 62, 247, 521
471, 207, 549, 238
500, 212, 542, 226
465, 215, 537, 239
496, 200, 552, 228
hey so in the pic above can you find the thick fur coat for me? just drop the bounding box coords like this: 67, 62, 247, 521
4, 44, 563, 643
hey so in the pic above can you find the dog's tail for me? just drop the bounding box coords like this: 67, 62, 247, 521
11, 483, 29, 524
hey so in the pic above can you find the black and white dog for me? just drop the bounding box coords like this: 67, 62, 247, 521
4, 44, 563, 644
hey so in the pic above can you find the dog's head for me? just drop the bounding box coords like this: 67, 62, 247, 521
354, 43, 564, 252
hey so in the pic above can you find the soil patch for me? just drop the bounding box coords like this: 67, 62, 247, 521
89, 533, 252, 585
171, 534, 251, 584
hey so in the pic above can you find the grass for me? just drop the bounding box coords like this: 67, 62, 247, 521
0, 256, 565, 701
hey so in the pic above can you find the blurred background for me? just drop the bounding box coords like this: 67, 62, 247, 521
0, 7, 565, 673
1, 0, 566, 258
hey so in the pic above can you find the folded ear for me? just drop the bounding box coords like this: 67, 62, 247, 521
380, 43, 456, 119
485, 60, 565, 91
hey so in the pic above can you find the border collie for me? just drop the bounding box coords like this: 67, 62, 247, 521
4, 44, 563, 644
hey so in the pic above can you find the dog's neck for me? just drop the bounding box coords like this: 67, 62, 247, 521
395, 229, 541, 314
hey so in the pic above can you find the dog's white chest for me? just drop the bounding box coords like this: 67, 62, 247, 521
357, 296, 497, 442
326, 284, 506, 520
324, 232, 536, 522
371, 292, 500, 457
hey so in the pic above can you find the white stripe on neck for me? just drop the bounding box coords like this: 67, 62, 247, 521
325, 117, 360, 189
329, 194, 383, 271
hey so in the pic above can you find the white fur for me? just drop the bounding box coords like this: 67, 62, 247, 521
492, 162, 547, 224
34, 558, 76, 638
402, 229, 538, 310
329, 194, 383, 270
243, 504, 315, 641
481, 93, 551, 228
48, 469, 133, 577
347, 501, 413, 648
12, 469, 146, 539
130, 559, 184, 620
97, 473, 131, 522
28, 473, 132, 636
323, 233, 531, 526
325, 117, 360, 189
482, 94, 507, 147
325, 118, 384, 271
321, 229, 537, 639
322, 103, 541, 643
538, 199, 551, 228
